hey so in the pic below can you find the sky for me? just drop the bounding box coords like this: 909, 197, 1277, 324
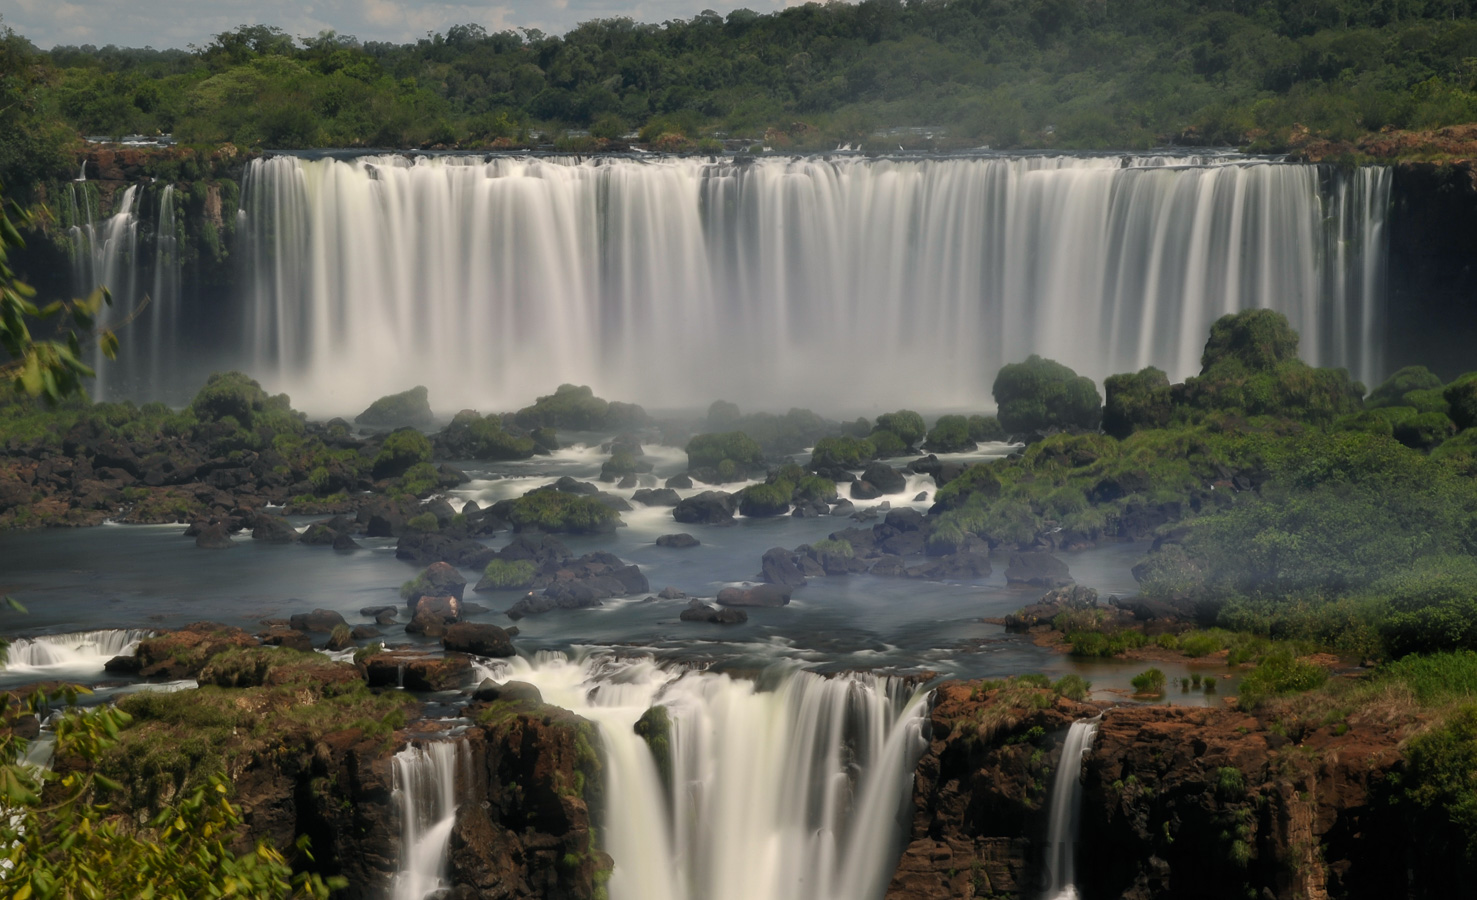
0, 0, 811, 50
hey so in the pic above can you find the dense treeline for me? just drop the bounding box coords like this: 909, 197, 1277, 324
4, 0, 1477, 182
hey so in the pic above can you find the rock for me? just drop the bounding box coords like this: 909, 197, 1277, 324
591, 491, 633, 512
664, 473, 693, 489
332, 533, 362, 552
410, 594, 462, 625
497, 534, 572, 564
251, 514, 299, 543
289, 608, 347, 633
860, 461, 907, 494
404, 561, 467, 607
258, 626, 315, 651
914, 491, 928, 501
441, 623, 516, 658
680, 599, 749, 624
375, 609, 398, 625
673, 491, 736, 526
360, 605, 398, 618
128, 622, 258, 678
1004, 552, 1074, 588
362, 650, 471, 691
325, 627, 356, 651
657, 586, 687, 599
355, 385, 436, 430
396, 532, 496, 568
656, 533, 700, 548
850, 479, 882, 500
632, 488, 681, 507
716, 584, 791, 607
1002, 584, 1100, 630
300, 523, 339, 545
195, 522, 233, 549
830, 499, 855, 516
350, 625, 382, 640
406, 608, 450, 637
553, 476, 600, 495
471, 678, 543, 704
760, 547, 808, 587
884, 507, 925, 532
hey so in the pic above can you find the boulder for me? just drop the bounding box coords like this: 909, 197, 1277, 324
195, 522, 233, 549
656, 533, 700, 549
355, 385, 436, 430
362, 650, 470, 691
332, 533, 362, 552
300, 523, 339, 545
497, 534, 572, 565
673, 491, 736, 526
664, 473, 694, 489
850, 480, 882, 500
471, 679, 543, 704
258, 626, 314, 652
553, 476, 600, 495
441, 623, 516, 658
632, 488, 681, 507
680, 599, 749, 624
860, 462, 907, 494
360, 605, 398, 618
657, 586, 687, 599
1002, 584, 1100, 630
406, 607, 450, 637
251, 514, 299, 543
760, 547, 808, 588
409, 594, 462, 624
396, 532, 496, 568
350, 625, 381, 640
716, 584, 792, 608
403, 561, 467, 607
289, 608, 347, 633
1004, 552, 1074, 588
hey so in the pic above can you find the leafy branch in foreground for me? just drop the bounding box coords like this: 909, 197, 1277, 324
0, 181, 117, 403
0, 685, 343, 899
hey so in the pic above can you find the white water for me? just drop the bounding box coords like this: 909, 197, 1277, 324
391, 738, 468, 900
233, 153, 1389, 414
2, 628, 153, 675
1043, 717, 1100, 900
486, 652, 932, 900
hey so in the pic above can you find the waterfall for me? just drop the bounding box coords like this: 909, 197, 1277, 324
3, 628, 153, 674
232, 153, 1390, 414
149, 185, 180, 391
494, 653, 932, 900
1043, 717, 1100, 900
390, 738, 468, 900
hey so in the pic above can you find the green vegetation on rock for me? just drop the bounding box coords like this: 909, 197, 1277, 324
992, 355, 1102, 434
514, 384, 645, 431
371, 428, 433, 480
355, 385, 434, 430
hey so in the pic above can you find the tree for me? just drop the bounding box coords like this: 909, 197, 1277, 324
991, 355, 1103, 434
1, 183, 117, 403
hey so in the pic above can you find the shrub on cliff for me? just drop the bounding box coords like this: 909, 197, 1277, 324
992, 355, 1102, 433
371, 428, 433, 479
355, 385, 435, 430
1103, 367, 1173, 438
190, 371, 294, 431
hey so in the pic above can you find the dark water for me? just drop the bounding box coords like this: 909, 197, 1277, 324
0, 438, 1238, 702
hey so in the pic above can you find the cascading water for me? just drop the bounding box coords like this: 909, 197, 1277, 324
2, 628, 153, 674
390, 738, 468, 900
488, 653, 932, 900
231, 153, 1390, 414
1042, 717, 1101, 900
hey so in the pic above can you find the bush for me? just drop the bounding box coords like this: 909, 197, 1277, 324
1444, 373, 1477, 430
1368, 365, 1444, 408
924, 415, 975, 452
992, 355, 1102, 433
686, 431, 764, 472
1179, 631, 1225, 658
812, 537, 853, 558
1377, 557, 1477, 657
372, 428, 433, 479
809, 435, 875, 470
500, 488, 621, 534
514, 384, 646, 431
869, 429, 909, 457
738, 481, 793, 516
440, 411, 536, 460
793, 475, 837, 503
398, 461, 439, 497
406, 512, 438, 532
968, 415, 1007, 442
189, 371, 290, 429
480, 558, 536, 590
873, 410, 926, 446
1131, 667, 1167, 695
1198, 309, 1300, 373
1236, 651, 1327, 708
1053, 674, 1092, 700
1103, 367, 1172, 438
1386, 705, 1477, 880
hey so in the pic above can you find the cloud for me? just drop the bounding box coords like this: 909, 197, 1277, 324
2, 0, 803, 49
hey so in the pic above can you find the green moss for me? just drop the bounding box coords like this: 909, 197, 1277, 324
873, 410, 926, 446
440, 410, 537, 460
481, 558, 536, 589
685, 431, 764, 473
793, 475, 838, 503
372, 428, 433, 479
355, 385, 433, 428
811, 537, 853, 558
514, 384, 646, 431
924, 415, 974, 452
1103, 366, 1173, 438
737, 480, 793, 516
634, 705, 672, 791
809, 435, 875, 470
498, 488, 621, 534
406, 511, 439, 532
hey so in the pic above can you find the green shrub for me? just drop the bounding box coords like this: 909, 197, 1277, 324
1179, 632, 1225, 658
372, 428, 433, 479
480, 558, 536, 589
514, 384, 646, 431
398, 461, 439, 497
1236, 651, 1326, 708
992, 355, 1102, 433
501, 488, 621, 534
812, 537, 853, 558
189, 371, 292, 430
968, 415, 1007, 442
406, 512, 438, 532
1103, 367, 1173, 438
738, 481, 793, 516
441, 411, 536, 460
873, 410, 926, 446
686, 431, 764, 473
1368, 365, 1443, 408
793, 475, 837, 503
1130, 667, 1166, 695
869, 429, 909, 457
1443, 373, 1477, 430
810, 435, 875, 470
1053, 674, 1091, 700
1380, 704, 1477, 881
924, 415, 975, 452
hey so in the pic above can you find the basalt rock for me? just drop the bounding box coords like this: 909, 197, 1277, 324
673, 491, 736, 526
289, 608, 348, 634
679, 599, 749, 624
716, 584, 791, 607
760, 547, 808, 588
195, 522, 234, 549
396, 532, 497, 568
1004, 552, 1073, 588
251, 513, 299, 543
442, 623, 516, 658
404, 561, 468, 607
124, 621, 259, 679
631, 487, 681, 507
655, 532, 700, 549
361, 650, 471, 691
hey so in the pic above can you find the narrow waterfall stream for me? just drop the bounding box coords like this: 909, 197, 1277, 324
391, 739, 468, 900
1, 628, 153, 675
479, 653, 932, 900
1043, 718, 1101, 900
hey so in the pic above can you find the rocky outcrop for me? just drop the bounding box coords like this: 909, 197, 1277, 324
504, 551, 649, 619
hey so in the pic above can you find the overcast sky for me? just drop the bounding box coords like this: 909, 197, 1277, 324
2, 0, 808, 50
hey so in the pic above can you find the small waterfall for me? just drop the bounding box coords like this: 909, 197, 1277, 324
3, 628, 153, 673
1043, 717, 1100, 900
149, 185, 180, 390
494, 653, 932, 900
391, 739, 468, 900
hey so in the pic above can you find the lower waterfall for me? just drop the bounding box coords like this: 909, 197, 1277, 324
1043, 718, 1101, 900
2, 629, 153, 675
391, 739, 468, 900
487, 653, 932, 900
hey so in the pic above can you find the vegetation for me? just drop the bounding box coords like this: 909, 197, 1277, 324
480, 557, 536, 589
354, 384, 434, 429
440, 410, 538, 460
992, 355, 1103, 434
872, 409, 926, 449
514, 384, 645, 431
370, 428, 433, 479
809, 434, 875, 470
685, 430, 764, 481
493, 487, 621, 533
704, 402, 834, 455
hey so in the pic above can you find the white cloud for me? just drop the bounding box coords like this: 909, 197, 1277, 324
1, 0, 805, 49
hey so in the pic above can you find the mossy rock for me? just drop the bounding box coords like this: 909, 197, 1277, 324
355, 385, 435, 430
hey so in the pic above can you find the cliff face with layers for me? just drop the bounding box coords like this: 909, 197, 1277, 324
887, 680, 1420, 900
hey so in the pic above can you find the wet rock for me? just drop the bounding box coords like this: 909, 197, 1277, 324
471, 679, 543, 704
716, 584, 791, 607
760, 547, 808, 587
403, 561, 468, 608
128, 622, 258, 678
1004, 552, 1074, 588
657, 586, 687, 599
289, 608, 347, 633
656, 532, 700, 549
850, 480, 883, 500
350, 625, 382, 640
362, 650, 470, 691
374, 609, 397, 625
680, 599, 748, 624
496, 534, 572, 565
441, 623, 516, 658
396, 532, 496, 568
632, 487, 680, 507
251, 513, 299, 543
300, 523, 339, 545
886, 510, 925, 532
332, 532, 362, 552
195, 522, 233, 549
360, 605, 398, 618
553, 476, 599, 495
673, 491, 736, 526
861, 461, 908, 494
409, 594, 462, 626
406, 608, 450, 637
664, 473, 694, 489
830, 499, 855, 516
